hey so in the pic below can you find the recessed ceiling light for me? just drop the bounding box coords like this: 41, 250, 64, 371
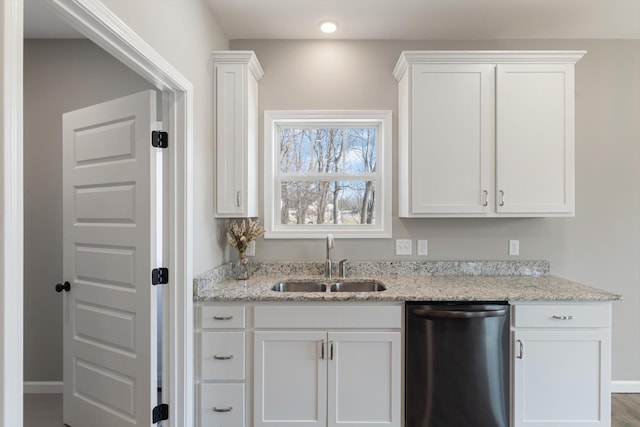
320, 21, 337, 34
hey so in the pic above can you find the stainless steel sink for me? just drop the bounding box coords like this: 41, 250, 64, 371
272, 279, 387, 292
271, 281, 327, 292
329, 280, 387, 292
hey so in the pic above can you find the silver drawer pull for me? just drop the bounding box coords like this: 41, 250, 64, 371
212, 315, 233, 321
213, 355, 234, 360
213, 406, 233, 413
552, 315, 574, 320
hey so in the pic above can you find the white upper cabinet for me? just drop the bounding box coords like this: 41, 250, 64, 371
394, 51, 585, 217
212, 51, 263, 217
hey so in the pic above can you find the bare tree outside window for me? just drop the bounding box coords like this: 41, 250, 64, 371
279, 126, 377, 226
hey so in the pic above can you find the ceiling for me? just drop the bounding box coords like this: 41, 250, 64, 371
205, 0, 640, 40
24, 0, 640, 40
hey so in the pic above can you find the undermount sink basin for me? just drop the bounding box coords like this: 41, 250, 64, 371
330, 280, 387, 292
271, 279, 387, 293
271, 281, 327, 292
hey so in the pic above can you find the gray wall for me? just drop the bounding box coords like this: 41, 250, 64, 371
230, 39, 640, 381
99, 0, 230, 276
23, 39, 156, 381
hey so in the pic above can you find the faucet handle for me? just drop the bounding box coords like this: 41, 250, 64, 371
339, 259, 348, 278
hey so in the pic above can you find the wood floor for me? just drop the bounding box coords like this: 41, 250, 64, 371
24, 393, 640, 427
612, 393, 640, 427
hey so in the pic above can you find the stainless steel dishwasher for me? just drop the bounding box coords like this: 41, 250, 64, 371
406, 302, 510, 427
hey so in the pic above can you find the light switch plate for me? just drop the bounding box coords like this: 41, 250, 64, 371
396, 239, 412, 256
417, 240, 428, 256
508, 240, 519, 256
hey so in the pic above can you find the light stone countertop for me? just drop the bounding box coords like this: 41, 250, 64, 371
194, 261, 621, 303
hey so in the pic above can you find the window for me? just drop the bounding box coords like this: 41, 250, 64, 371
264, 110, 392, 238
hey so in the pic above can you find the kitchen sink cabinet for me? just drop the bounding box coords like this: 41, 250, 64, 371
394, 51, 585, 217
212, 51, 263, 218
253, 305, 402, 427
254, 330, 401, 427
511, 303, 612, 427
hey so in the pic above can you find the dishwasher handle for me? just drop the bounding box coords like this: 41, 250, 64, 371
412, 307, 508, 319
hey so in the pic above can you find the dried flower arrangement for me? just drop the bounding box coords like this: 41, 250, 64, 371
226, 218, 266, 258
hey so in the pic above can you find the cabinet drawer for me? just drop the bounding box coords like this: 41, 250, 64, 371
199, 383, 245, 427
254, 305, 402, 329
199, 305, 245, 329
513, 304, 611, 328
200, 332, 245, 380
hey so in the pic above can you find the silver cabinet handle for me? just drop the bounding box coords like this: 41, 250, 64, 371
482, 190, 488, 207
517, 339, 523, 359
320, 341, 325, 360
213, 355, 234, 360
330, 341, 334, 361
212, 315, 233, 321
552, 315, 574, 320
499, 190, 505, 207
236, 191, 241, 207
213, 406, 233, 413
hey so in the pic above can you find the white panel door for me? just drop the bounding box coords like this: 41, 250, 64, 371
410, 64, 494, 214
327, 332, 401, 427
254, 331, 327, 427
496, 64, 575, 214
513, 330, 611, 427
62, 90, 159, 427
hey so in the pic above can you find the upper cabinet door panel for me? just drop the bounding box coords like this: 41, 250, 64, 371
496, 64, 575, 215
215, 63, 246, 216
410, 64, 495, 214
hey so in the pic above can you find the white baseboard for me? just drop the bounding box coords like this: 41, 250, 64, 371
23, 381, 63, 394
611, 380, 640, 393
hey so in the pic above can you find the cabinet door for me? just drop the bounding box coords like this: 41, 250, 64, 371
496, 64, 575, 215
410, 64, 494, 214
215, 62, 246, 216
254, 331, 327, 427
513, 330, 611, 427
327, 332, 401, 427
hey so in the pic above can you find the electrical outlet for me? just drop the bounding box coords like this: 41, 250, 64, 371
395, 239, 412, 256
246, 240, 256, 257
509, 240, 519, 256
417, 240, 428, 256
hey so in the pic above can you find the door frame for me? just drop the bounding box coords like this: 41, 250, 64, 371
1, 1, 194, 426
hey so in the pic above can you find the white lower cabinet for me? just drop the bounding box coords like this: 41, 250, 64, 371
253, 305, 402, 427
196, 304, 248, 427
254, 331, 401, 427
512, 303, 612, 427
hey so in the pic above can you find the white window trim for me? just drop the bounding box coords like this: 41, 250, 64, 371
264, 110, 392, 239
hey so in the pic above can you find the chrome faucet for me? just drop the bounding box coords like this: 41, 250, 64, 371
325, 234, 335, 278
339, 259, 349, 278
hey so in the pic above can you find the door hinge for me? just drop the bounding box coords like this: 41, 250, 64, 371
152, 403, 169, 423
152, 130, 168, 148
152, 268, 169, 285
